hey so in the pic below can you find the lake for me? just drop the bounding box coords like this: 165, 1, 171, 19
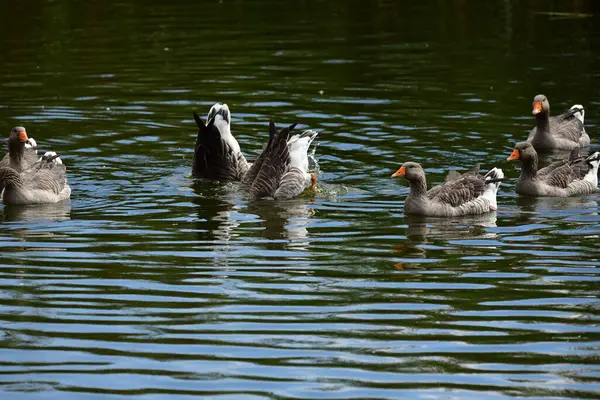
1, 1, 599, 399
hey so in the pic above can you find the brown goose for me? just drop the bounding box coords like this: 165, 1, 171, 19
0, 127, 39, 172
0, 151, 70, 205
527, 94, 590, 151
192, 103, 251, 181
391, 162, 503, 217
243, 121, 318, 200
507, 142, 599, 197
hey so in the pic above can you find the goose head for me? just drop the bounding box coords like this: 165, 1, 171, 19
532, 94, 550, 116
507, 142, 537, 163
8, 126, 29, 154
391, 161, 424, 182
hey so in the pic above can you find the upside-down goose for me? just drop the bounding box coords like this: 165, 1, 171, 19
507, 142, 599, 197
243, 121, 318, 200
192, 103, 251, 181
0, 152, 71, 204
527, 94, 590, 151
0, 126, 39, 172
391, 162, 503, 217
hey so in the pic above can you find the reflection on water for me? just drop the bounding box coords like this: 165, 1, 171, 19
0, 201, 71, 222
0, 0, 599, 399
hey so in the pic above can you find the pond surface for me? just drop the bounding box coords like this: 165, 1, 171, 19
1, 1, 599, 399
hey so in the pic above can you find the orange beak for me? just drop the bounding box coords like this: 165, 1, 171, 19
532, 101, 543, 115
18, 130, 29, 143
391, 165, 406, 178
507, 149, 520, 160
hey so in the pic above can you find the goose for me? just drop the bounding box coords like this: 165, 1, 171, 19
391, 162, 503, 217
527, 94, 590, 151
191, 103, 251, 181
0, 126, 40, 172
0, 152, 71, 204
507, 141, 599, 197
243, 121, 318, 200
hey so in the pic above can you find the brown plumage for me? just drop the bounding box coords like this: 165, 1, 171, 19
391, 162, 503, 217
0, 127, 39, 172
527, 94, 590, 151
507, 142, 599, 197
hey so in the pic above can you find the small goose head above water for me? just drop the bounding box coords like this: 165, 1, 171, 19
8, 126, 29, 153
532, 94, 550, 116
391, 161, 423, 182
507, 142, 537, 162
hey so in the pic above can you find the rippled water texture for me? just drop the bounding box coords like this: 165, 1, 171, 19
1, 1, 599, 399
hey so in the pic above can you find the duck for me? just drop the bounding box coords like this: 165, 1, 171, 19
0, 151, 71, 204
191, 103, 251, 181
0, 126, 40, 172
391, 162, 503, 217
243, 121, 318, 200
507, 141, 599, 197
527, 94, 590, 151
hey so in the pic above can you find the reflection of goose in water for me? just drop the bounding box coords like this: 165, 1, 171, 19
516, 195, 599, 217
392, 212, 498, 270
245, 199, 315, 248
405, 212, 498, 242
0, 201, 71, 222
191, 180, 240, 242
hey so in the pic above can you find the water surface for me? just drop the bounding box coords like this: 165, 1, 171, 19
1, 1, 599, 399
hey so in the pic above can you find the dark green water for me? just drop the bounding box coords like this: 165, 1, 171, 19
1, 1, 599, 399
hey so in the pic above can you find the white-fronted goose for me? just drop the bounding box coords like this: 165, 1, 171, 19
0, 127, 40, 172
0, 152, 71, 204
527, 94, 590, 151
243, 121, 318, 200
391, 162, 503, 217
507, 142, 599, 197
192, 103, 251, 181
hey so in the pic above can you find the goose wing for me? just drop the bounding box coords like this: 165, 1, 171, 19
192, 112, 247, 181
24, 155, 67, 194
548, 108, 585, 143
428, 175, 485, 207
246, 121, 296, 199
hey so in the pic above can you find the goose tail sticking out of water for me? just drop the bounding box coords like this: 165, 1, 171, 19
191, 103, 251, 181
244, 121, 318, 200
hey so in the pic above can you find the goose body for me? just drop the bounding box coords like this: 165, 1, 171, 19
507, 142, 599, 197
526, 94, 590, 151
392, 162, 503, 217
243, 121, 318, 200
191, 103, 251, 181
0, 152, 71, 205
0, 127, 40, 172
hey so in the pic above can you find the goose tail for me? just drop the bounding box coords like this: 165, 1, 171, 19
569, 104, 585, 124
583, 152, 600, 187
481, 167, 504, 210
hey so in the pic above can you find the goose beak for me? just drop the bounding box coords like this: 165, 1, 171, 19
391, 165, 406, 178
18, 130, 29, 143
532, 101, 543, 115
507, 149, 520, 160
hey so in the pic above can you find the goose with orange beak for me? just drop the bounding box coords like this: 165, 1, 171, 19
0, 126, 40, 172
391, 161, 503, 217
507, 141, 599, 197
526, 94, 590, 151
